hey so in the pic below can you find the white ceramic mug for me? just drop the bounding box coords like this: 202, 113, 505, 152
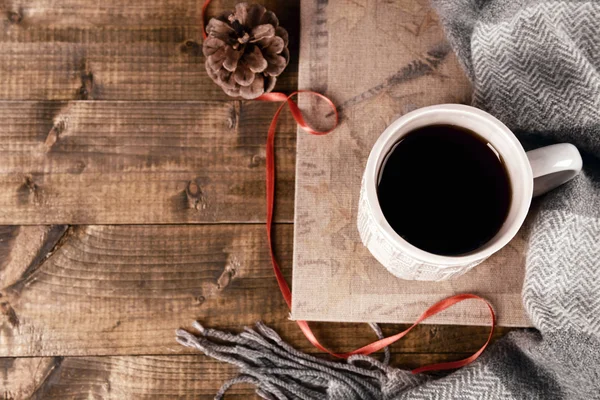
357, 104, 583, 281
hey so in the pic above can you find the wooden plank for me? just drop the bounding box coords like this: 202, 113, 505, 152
0, 0, 294, 28
1, 357, 59, 399
0, 355, 253, 399
0, 101, 295, 224
0, 0, 299, 100
1, 0, 211, 28
0, 223, 510, 357
0, 353, 479, 399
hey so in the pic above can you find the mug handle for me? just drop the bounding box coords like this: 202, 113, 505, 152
526, 143, 583, 197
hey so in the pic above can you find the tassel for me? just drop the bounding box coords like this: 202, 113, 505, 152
176, 322, 428, 400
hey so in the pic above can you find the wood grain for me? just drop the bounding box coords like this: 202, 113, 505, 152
0, 353, 481, 399
0, 357, 60, 399
0, 0, 294, 28
1, 356, 251, 400
0, 101, 296, 224
0, 223, 508, 357
0, 0, 299, 101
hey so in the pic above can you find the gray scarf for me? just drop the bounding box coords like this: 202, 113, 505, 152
177, 1, 600, 398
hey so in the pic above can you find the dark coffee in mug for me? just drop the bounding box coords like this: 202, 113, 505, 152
377, 124, 512, 256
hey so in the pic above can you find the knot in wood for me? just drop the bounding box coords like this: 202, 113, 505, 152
24, 176, 38, 192
45, 118, 68, 150
181, 40, 201, 56
185, 180, 207, 211
227, 102, 239, 130
8, 11, 22, 24
249, 154, 264, 168
78, 70, 95, 100
187, 182, 199, 196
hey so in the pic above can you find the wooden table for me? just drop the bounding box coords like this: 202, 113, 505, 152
0, 1, 512, 398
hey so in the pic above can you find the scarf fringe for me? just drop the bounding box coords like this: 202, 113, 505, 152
176, 321, 427, 400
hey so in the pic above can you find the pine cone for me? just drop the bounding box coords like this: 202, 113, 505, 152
203, 3, 290, 99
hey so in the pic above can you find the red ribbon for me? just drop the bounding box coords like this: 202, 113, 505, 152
201, 1, 496, 374
201, 0, 210, 39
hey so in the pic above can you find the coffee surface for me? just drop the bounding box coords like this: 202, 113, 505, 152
377, 124, 512, 256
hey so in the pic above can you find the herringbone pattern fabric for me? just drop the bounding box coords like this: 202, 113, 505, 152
524, 211, 600, 336
472, 2, 600, 142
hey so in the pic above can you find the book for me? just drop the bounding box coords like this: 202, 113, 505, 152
291, 0, 532, 327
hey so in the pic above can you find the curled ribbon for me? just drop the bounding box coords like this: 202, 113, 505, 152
201, 0, 496, 374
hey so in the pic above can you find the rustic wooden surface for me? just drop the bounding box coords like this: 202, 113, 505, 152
0, 0, 513, 398
0, 0, 298, 101
0, 101, 296, 224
